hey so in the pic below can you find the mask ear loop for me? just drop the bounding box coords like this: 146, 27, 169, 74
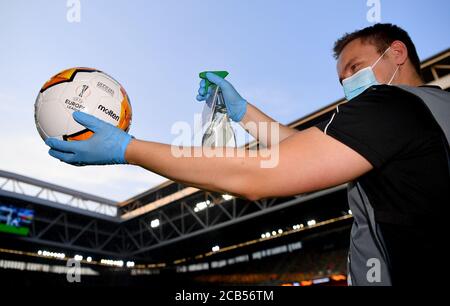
372, 46, 400, 85
388, 64, 400, 85
371, 46, 391, 68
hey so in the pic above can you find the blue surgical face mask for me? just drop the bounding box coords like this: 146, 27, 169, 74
342, 47, 399, 101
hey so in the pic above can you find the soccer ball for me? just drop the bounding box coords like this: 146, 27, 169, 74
34, 67, 132, 141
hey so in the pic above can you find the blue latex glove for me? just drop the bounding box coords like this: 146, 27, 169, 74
45, 111, 133, 166
196, 72, 247, 122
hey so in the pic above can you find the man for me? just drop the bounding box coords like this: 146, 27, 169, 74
46, 23, 450, 286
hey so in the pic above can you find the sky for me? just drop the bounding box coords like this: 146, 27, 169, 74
0, 0, 449, 202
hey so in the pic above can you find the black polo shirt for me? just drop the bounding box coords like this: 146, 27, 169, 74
316, 85, 450, 285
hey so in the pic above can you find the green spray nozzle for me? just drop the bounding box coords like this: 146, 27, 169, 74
199, 71, 229, 94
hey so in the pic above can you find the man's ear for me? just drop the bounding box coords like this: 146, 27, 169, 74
390, 40, 408, 66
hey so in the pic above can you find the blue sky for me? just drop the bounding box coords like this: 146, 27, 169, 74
0, 0, 449, 201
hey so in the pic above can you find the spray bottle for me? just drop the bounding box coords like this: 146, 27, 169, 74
199, 71, 237, 148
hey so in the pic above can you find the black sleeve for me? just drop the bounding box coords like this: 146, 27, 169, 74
316, 85, 427, 168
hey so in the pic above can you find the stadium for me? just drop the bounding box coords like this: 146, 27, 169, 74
1, 47, 448, 289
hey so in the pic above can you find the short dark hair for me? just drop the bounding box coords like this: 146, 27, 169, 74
333, 23, 422, 77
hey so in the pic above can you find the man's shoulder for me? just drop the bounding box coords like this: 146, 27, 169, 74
339, 85, 429, 120
348, 84, 423, 106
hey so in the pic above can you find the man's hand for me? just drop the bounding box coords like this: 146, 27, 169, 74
196, 72, 247, 122
45, 111, 133, 166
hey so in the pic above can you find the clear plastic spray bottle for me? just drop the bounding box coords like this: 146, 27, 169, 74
199, 71, 236, 148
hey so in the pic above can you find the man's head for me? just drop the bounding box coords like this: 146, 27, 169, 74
333, 23, 423, 87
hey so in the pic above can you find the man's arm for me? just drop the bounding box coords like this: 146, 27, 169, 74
46, 112, 372, 200
125, 126, 373, 201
